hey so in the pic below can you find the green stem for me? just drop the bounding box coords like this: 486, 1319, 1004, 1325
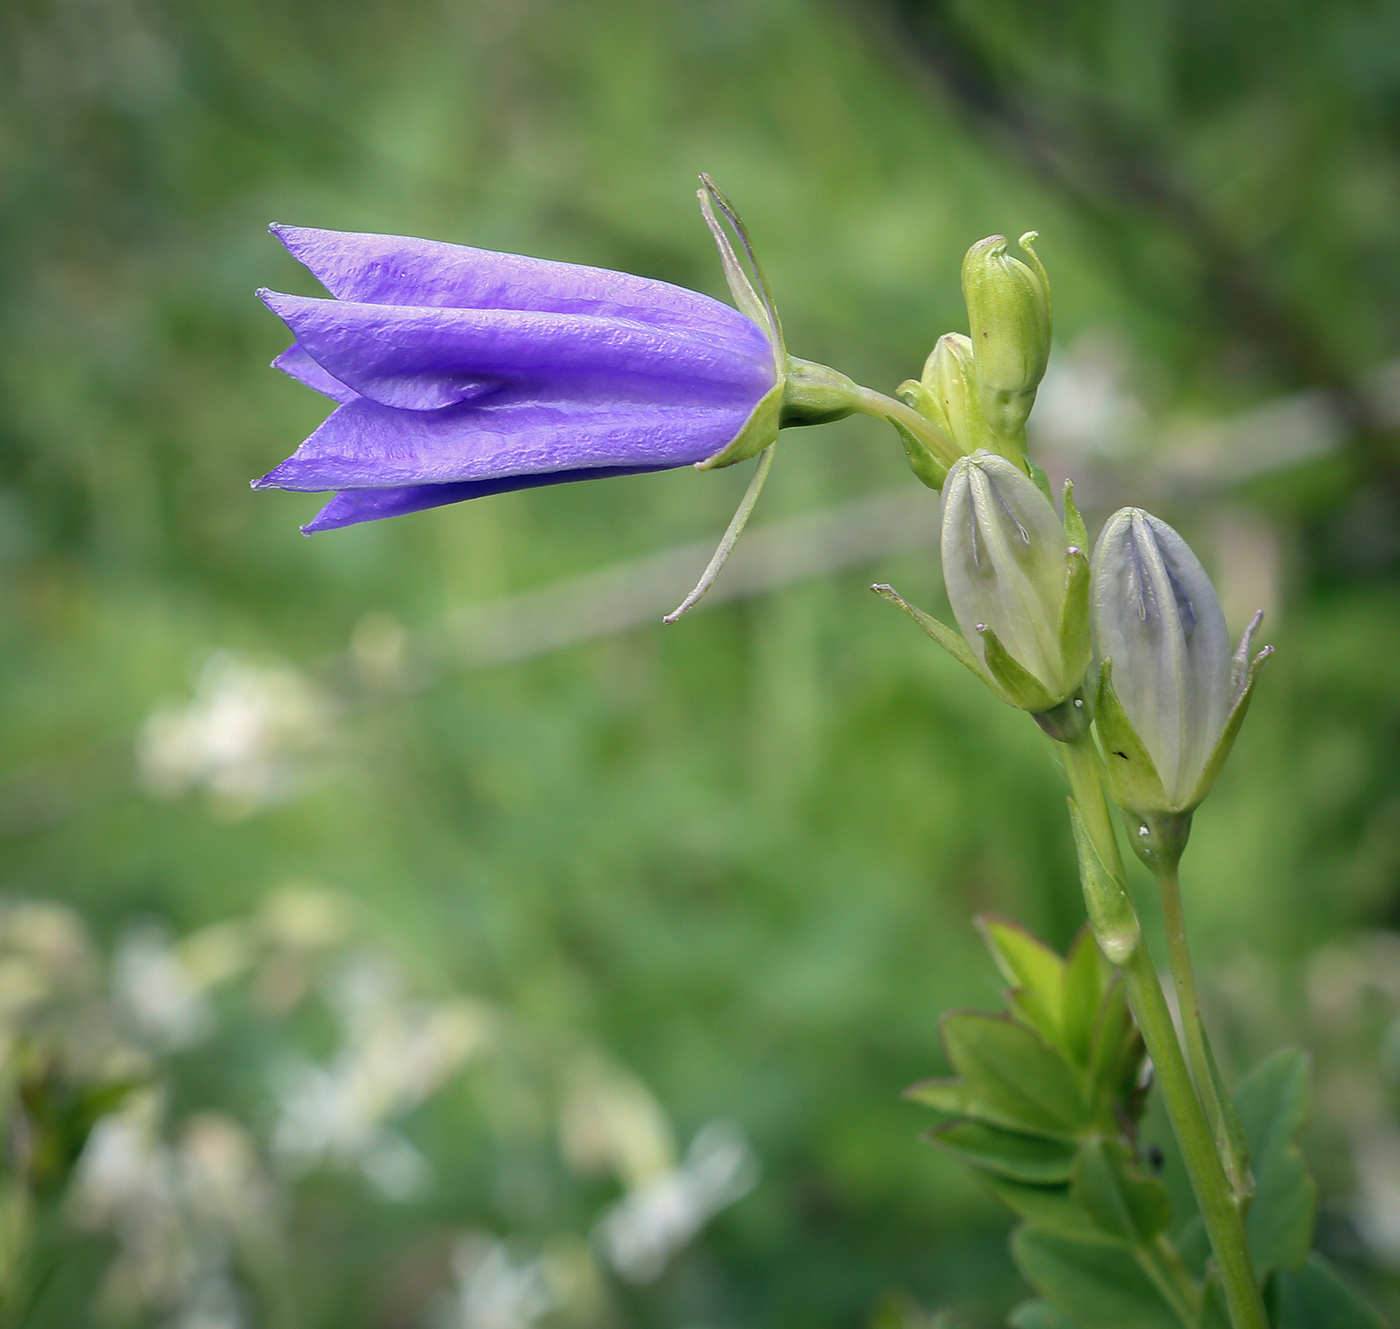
851, 387, 965, 467
1155, 863, 1250, 1201
1059, 733, 1267, 1329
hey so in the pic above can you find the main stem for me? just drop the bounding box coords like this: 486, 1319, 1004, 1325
1059, 734, 1267, 1329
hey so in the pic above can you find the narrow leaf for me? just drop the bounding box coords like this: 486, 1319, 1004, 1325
903, 1077, 972, 1115
665, 442, 777, 622
1062, 481, 1089, 552
1066, 798, 1140, 966
870, 584, 984, 680
983, 1175, 1123, 1246
1060, 929, 1107, 1072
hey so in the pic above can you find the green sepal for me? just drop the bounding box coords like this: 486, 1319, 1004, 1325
697, 378, 784, 470
1062, 481, 1089, 552
983, 1175, 1122, 1246
1273, 1253, 1388, 1329
697, 175, 783, 367
1011, 1227, 1181, 1329
976, 914, 1065, 1045
1065, 797, 1140, 966
902, 1077, 973, 1115
1235, 1049, 1316, 1276
978, 624, 1060, 712
870, 584, 984, 680
1060, 929, 1107, 1073
940, 1011, 1088, 1138
886, 411, 949, 490
1070, 1138, 1171, 1246
929, 1119, 1079, 1184
1008, 1299, 1081, 1329
1027, 458, 1055, 504
1093, 661, 1171, 816
1188, 644, 1274, 809
1058, 549, 1092, 693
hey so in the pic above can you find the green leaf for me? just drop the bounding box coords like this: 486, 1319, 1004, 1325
1066, 798, 1140, 967
1011, 1227, 1180, 1329
976, 914, 1065, 1044
931, 1119, 1078, 1183
1272, 1253, 1388, 1329
1234, 1049, 1316, 1275
1009, 1299, 1081, 1329
982, 1175, 1123, 1246
1071, 1138, 1172, 1246
941, 1011, 1089, 1137
903, 1077, 972, 1115
1060, 929, 1106, 1072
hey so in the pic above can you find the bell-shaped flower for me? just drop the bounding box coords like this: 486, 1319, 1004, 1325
1091, 508, 1271, 820
938, 451, 1091, 716
960, 233, 1050, 457
254, 221, 786, 533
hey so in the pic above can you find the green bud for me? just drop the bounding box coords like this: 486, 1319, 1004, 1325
961, 233, 1051, 453
941, 452, 1090, 715
1091, 508, 1273, 849
917, 332, 985, 455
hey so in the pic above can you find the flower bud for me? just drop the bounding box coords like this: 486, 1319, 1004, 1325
916, 333, 985, 456
1091, 509, 1272, 830
961, 233, 1050, 451
941, 451, 1090, 714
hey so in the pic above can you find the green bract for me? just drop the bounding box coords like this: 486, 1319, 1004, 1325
940, 452, 1091, 715
1091, 509, 1272, 825
962, 232, 1051, 454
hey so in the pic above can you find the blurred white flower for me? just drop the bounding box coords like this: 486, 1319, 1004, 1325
594, 1119, 757, 1284
270, 951, 491, 1196
434, 1239, 553, 1329
137, 652, 332, 814
113, 922, 211, 1051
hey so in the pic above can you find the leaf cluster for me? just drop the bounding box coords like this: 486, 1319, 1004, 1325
908, 919, 1384, 1328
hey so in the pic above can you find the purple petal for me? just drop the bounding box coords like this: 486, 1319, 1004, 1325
254, 381, 756, 491
301, 465, 671, 532
273, 344, 360, 404
259, 290, 774, 413
270, 225, 757, 341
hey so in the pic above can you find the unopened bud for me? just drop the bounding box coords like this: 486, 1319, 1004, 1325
961, 233, 1050, 451
941, 452, 1088, 713
1092, 508, 1272, 840
918, 333, 985, 456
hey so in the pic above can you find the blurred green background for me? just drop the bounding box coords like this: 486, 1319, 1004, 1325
4, 0, 1400, 1325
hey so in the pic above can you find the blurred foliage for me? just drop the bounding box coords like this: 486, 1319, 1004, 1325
2, 0, 1400, 1325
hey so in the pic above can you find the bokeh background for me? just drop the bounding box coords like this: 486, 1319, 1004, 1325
4, 0, 1400, 1324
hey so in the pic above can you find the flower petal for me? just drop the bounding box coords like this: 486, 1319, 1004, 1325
273, 343, 360, 404
253, 383, 755, 491
301, 466, 671, 532
1092, 509, 1231, 805
270, 225, 753, 339
259, 291, 774, 412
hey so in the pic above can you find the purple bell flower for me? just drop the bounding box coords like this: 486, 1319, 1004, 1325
255, 224, 780, 532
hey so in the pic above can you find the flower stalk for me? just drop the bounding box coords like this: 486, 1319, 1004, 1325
1057, 731, 1268, 1329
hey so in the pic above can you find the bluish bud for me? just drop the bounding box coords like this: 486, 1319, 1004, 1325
961, 233, 1051, 454
941, 452, 1090, 715
1091, 509, 1272, 845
